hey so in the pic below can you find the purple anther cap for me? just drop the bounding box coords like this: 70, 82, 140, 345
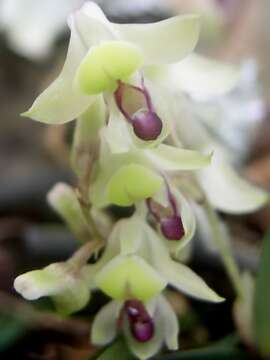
124, 300, 155, 342
132, 110, 162, 141
160, 215, 185, 241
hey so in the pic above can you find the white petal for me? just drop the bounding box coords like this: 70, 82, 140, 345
198, 146, 269, 214
22, 1, 118, 124
100, 100, 132, 154
144, 144, 212, 171
147, 54, 240, 100
123, 307, 164, 360
91, 300, 122, 346
158, 296, 179, 350
23, 14, 93, 124
115, 15, 200, 65
0, 0, 84, 59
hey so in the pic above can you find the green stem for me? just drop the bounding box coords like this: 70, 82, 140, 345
68, 239, 104, 269
78, 194, 104, 243
203, 199, 244, 298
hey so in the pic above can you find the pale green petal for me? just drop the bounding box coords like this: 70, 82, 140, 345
143, 224, 223, 303
79, 1, 117, 41
115, 15, 200, 65
144, 144, 212, 171
100, 102, 132, 154
158, 296, 179, 350
198, 148, 269, 214
123, 305, 164, 360
146, 54, 240, 100
91, 300, 122, 346
22, 14, 94, 124
106, 164, 163, 207
160, 260, 223, 303
119, 216, 144, 255
95, 255, 167, 302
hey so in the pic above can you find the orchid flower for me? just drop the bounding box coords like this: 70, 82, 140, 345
156, 69, 269, 214
22, 2, 242, 148
88, 215, 222, 303
22, 1, 200, 125
18, 1, 196, 148
90, 125, 211, 208
0, 0, 84, 59
14, 214, 222, 315
91, 295, 179, 360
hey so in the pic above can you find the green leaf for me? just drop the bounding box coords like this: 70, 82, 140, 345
154, 347, 249, 360
0, 313, 27, 351
254, 230, 270, 356
155, 334, 249, 360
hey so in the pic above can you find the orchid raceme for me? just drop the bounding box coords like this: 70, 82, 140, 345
13, 1, 269, 359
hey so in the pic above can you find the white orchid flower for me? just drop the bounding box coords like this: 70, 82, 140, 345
164, 79, 269, 214
0, 0, 84, 59
14, 214, 222, 317
89, 215, 223, 303
90, 126, 212, 208
22, 1, 200, 129
91, 295, 179, 360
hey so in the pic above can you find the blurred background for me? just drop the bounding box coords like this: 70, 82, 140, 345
0, 0, 269, 359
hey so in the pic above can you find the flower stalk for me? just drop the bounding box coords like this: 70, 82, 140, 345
203, 198, 244, 299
